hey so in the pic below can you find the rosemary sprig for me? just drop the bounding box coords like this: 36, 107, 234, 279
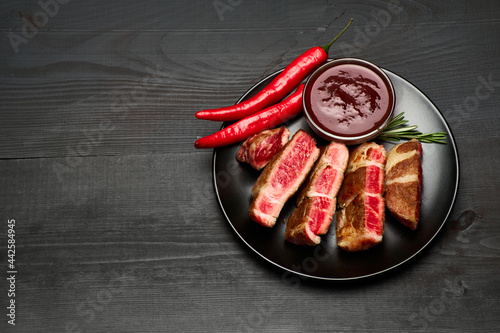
376, 112, 447, 144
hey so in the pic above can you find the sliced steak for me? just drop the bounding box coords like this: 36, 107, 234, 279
385, 139, 423, 230
249, 130, 320, 227
285, 141, 349, 246
336, 142, 387, 251
236, 126, 291, 170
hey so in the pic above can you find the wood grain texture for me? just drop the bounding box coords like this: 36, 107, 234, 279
1, 0, 499, 332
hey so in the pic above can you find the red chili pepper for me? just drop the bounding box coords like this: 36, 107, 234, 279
194, 84, 305, 149
195, 18, 353, 122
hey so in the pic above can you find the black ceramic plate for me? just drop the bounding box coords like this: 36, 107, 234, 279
212, 67, 459, 280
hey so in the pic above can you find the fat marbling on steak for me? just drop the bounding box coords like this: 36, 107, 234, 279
249, 129, 320, 227
385, 139, 423, 230
336, 142, 387, 251
236, 126, 290, 170
285, 141, 349, 246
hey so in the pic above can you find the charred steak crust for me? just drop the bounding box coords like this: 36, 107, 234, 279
385, 139, 423, 230
236, 126, 291, 170
285, 141, 349, 246
249, 130, 320, 228
285, 196, 323, 245
336, 142, 387, 251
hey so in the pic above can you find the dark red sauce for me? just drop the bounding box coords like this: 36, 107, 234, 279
304, 61, 393, 137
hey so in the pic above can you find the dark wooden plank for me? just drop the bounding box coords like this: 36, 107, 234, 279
1, 0, 499, 332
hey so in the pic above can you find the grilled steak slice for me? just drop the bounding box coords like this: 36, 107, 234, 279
236, 126, 291, 170
249, 130, 320, 227
285, 141, 349, 246
385, 139, 423, 230
336, 142, 387, 251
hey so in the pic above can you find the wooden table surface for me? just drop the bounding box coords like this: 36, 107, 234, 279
1, 0, 499, 332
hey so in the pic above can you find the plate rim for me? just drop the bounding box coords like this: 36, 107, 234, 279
211, 65, 460, 281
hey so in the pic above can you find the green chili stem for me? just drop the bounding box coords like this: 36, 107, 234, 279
322, 18, 354, 54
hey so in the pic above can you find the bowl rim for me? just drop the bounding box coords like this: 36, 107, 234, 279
302, 57, 396, 144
